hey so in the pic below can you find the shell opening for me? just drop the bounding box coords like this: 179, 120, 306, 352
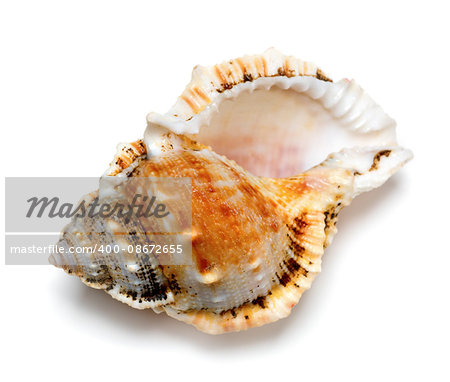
147, 76, 398, 178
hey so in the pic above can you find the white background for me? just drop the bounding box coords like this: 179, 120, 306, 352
1, 1, 449, 381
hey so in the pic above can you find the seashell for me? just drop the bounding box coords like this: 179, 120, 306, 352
50, 48, 412, 334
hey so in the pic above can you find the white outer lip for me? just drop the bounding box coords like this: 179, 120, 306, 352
143, 49, 412, 194
146, 75, 397, 138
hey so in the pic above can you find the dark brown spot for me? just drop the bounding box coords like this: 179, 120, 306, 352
115, 157, 126, 168
252, 296, 266, 309
369, 150, 392, 171
292, 214, 309, 236
167, 274, 181, 295
222, 82, 233, 90
324, 207, 339, 231
315, 69, 332, 82
285, 258, 301, 274
277, 272, 291, 287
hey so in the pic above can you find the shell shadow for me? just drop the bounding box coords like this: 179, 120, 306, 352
52, 275, 308, 350
50, 174, 404, 351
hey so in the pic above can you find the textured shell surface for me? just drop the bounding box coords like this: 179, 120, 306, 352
50, 48, 413, 334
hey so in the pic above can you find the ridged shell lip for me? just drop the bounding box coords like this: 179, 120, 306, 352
144, 49, 401, 174
145, 73, 402, 178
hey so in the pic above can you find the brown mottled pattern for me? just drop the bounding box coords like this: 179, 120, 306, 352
106, 139, 146, 176
126, 144, 349, 327
59, 136, 357, 333
180, 51, 331, 113
132, 150, 285, 275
